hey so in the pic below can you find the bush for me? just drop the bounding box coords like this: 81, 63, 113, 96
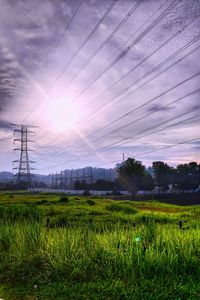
112, 190, 122, 195
83, 190, 91, 196
86, 200, 95, 206
58, 196, 69, 203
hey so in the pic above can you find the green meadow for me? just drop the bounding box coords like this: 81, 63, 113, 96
0, 192, 200, 300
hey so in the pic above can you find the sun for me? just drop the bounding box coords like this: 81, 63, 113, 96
46, 97, 79, 132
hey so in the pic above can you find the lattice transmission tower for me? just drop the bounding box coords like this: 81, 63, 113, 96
12, 124, 36, 192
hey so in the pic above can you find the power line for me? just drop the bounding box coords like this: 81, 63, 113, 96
50, 0, 84, 53
32, 0, 179, 142
99, 109, 200, 152
37, 66, 200, 161
38, 18, 198, 149
60, 66, 200, 153
34, 0, 144, 137
89, 88, 200, 146
38, 130, 200, 171
36, 100, 200, 170
51, 0, 119, 87
95, 135, 200, 167
135, 136, 200, 158
22, 0, 84, 124
55, 0, 144, 96
22, 0, 117, 123
34, 0, 178, 134
80, 0, 173, 107
73, 36, 200, 147
38, 85, 200, 158
77, 24, 200, 128
68, 0, 178, 103
73, 0, 172, 117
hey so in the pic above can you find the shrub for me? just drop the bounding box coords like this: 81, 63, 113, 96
86, 200, 95, 206
83, 190, 91, 196
58, 196, 69, 203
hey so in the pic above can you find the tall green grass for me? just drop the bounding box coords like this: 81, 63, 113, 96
0, 195, 200, 299
1, 221, 200, 297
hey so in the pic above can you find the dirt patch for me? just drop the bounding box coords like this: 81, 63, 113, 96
136, 205, 185, 213
110, 194, 200, 206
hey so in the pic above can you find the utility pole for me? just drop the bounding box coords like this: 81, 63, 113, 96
12, 124, 36, 192
123, 153, 125, 162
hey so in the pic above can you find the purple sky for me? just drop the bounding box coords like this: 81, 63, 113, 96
0, 0, 200, 174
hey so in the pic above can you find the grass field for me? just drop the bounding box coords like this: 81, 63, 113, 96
0, 192, 200, 300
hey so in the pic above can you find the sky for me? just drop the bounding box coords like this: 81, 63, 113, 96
0, 0, 200, 174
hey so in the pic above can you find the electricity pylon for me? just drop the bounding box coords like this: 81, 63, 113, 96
11, 124, 36, 192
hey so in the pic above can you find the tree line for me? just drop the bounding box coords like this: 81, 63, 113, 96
117, 158, 200, 198
74, 158, 200, 197
1, 158, 199, 195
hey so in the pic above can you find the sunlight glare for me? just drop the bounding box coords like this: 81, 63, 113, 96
47, 97, 79, 132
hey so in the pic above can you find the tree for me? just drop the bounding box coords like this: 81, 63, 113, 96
176, 162, 200, 192
152, 161, 175, 190
142, 173, 155, 191
117, 158, 146, 199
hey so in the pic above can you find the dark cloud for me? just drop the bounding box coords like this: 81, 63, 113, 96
146, 104, 173, 113
0, 120, 12, 130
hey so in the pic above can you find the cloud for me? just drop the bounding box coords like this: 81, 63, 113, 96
0, 120, 11, 130
0, 0, 199, 173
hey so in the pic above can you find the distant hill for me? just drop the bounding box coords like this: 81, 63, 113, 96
0, 172, 51, 184
0, 172, 14, 182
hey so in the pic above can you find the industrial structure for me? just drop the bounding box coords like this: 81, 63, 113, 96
12, 124, 36, 192
51, 167, 117, 189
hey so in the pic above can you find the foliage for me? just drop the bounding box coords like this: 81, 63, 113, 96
175, 162, 200, 191
58, 196, 69, 203
117, 158, 149, 198
83, 190, 91, 196
152, 161, 175, 189
152, 161, 200, 191
141, 173, 155, 191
